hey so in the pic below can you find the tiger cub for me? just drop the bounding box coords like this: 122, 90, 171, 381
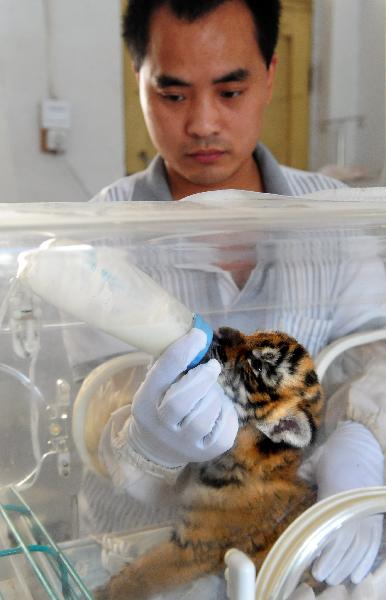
95, 327, 323, 600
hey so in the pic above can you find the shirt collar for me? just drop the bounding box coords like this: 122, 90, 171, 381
253, 144, 292, 195
148, 142, 292, 200
147, 155, 174, 201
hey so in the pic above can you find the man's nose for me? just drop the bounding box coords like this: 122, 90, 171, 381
185, 95, 220, 138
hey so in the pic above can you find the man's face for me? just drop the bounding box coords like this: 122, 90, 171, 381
137, 0, 276, 199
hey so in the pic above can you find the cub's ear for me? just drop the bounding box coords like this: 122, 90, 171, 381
256, 411, 312, 448
216, 327, 244, 347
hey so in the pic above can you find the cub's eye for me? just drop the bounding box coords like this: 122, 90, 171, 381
248, 355, 262, 373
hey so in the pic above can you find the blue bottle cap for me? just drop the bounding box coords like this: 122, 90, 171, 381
188, 314, 213, 369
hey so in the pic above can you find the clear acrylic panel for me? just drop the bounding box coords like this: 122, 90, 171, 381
0, 192, 385, 598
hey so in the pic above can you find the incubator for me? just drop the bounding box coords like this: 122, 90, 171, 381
0, 189, 386, 599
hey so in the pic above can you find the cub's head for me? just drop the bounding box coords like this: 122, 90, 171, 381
210, 327, 323, 449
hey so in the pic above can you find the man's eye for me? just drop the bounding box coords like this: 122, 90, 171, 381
161, 93, 185, 103
220, 90, 243, 99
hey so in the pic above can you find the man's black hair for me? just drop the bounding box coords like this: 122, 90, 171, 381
123, 0, 281, 71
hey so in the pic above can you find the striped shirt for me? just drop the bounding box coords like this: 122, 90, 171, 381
82, 144, 385, 362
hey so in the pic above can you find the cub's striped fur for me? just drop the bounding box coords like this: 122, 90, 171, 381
96, 328, 323, 600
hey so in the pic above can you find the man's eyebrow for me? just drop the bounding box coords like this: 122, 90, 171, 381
155, 74, 191, 88
155, 68, 251, 88
213, 68, 250, 84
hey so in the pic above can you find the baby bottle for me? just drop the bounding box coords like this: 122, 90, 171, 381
17, 238, 212, 366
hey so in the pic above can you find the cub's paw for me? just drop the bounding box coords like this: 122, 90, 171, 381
92, 566, 147, 600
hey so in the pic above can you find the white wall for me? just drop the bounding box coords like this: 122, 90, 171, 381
357, 0, 386, 178
0, 0, 125, 203
1, 1, 384, 200
0, 71, 18, 202
310, 0, 385, 180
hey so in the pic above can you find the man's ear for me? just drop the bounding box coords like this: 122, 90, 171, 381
132, 62, 140, 83
266, 54, 277, 105
256, 411, 312, 448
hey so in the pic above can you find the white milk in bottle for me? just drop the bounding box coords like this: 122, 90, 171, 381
17, 239, 212, 363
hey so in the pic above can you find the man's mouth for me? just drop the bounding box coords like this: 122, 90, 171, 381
187, 150, 226, 164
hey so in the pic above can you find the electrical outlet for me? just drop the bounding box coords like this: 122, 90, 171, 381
40, 98, 71, 154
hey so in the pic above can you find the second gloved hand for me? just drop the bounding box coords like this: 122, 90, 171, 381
312, 421, 384, 586
122, 327, 239, 469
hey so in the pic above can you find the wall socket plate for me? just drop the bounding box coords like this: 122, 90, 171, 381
40, 98, 71, 154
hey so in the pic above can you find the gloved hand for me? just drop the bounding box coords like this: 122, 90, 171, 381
121, 327, 239, 470
312, 421, 384, 585
289, 583, 348, 599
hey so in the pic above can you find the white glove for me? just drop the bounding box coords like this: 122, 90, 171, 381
312, 421, 384, 585
289, 583, 349, 600
121, 327, 239, 470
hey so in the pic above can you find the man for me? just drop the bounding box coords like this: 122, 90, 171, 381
98, 0, 344, 202
79, 0, 385, 594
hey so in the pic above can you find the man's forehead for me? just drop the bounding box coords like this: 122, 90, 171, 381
147, 1, 260, 54
143, 2, 265, 80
